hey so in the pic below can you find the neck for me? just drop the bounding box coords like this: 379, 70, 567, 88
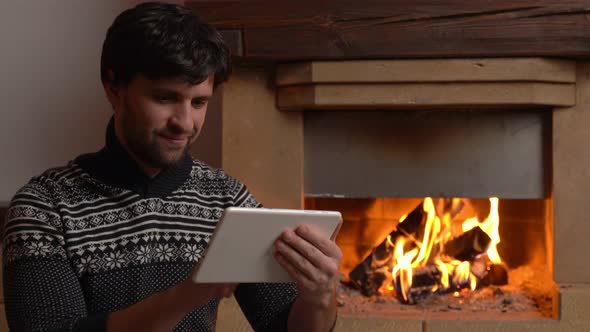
113, 125, 162, 179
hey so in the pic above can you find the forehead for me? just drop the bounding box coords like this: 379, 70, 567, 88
132, 74, 214, 96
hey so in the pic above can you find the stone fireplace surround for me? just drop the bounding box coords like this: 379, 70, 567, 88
206, 58, 590, 332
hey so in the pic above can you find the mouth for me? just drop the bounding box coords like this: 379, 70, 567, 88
158, 133, 189, 147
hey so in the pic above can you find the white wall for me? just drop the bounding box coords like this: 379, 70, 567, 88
0, 0, 181, 204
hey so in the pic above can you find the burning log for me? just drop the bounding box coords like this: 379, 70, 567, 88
395, 262, 484, 304
469, 256, 488, 279
443, 226, 491, 261
394, 265, 442, 304
348, 239, 395, 296
482, 264, 508, 286
397, 201, 426, 238
348, 202, 425, 295
470, 256, 509, 287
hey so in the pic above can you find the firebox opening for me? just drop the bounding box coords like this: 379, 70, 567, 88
305, 197, 555, 320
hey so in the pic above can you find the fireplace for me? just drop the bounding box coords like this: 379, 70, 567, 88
185, 1, 590, 329
198, 58, 590, 332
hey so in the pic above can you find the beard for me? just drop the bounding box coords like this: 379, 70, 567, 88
119, 101, 197, 170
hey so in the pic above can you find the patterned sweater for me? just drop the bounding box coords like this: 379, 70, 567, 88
2, 121, 297, 332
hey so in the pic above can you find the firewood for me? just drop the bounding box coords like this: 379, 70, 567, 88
443, 226, 491, 261
470, 257, 509, 287
394, 265, 441, 304
470, 256, 489, 280
348, 202, 425, 295
397, 201, 425, 238
348, 237, 395, 296
481, 264, 508, 286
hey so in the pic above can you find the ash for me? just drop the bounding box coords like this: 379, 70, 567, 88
337, 265, 554, 320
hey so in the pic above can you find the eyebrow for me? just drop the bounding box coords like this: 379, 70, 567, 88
151, 88, 211, 100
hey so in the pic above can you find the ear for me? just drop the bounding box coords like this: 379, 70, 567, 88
103, 69, 121, 112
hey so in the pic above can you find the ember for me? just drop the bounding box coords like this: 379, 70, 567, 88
348, 197, 508, 304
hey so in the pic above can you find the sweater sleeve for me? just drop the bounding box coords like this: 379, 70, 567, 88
2, 180, 108, 332
234, 282, 298, 332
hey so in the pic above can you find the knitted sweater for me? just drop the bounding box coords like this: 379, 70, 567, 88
2, 121, 297, 332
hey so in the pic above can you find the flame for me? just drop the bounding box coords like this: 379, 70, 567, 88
461, 197, 502, 264
412, 198, 440, 268
480, 198, 501, 264
392, 237, 418, 301
436, 260, 450, 289
390, 197, 503, 301
452, 261, 477, 291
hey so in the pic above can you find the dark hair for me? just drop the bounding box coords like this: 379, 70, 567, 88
100, 2, 230, 88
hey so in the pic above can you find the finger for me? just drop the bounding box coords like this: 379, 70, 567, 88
275, 239, 324, 282
280, 229, 335, 272
274, 250, 316, 290
295, 225, 342, 260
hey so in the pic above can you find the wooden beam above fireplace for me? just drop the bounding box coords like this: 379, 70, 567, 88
186, 0, 590, 60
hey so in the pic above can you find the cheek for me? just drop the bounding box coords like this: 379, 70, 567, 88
194, 109, 208, 129
137, 103, 171, 129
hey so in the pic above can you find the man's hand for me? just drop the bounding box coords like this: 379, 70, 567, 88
273, 225, 342, 305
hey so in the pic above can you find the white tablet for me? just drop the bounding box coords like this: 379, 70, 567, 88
191, 207, 342, 283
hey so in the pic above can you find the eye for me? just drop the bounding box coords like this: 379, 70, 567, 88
192, 99, 208, 109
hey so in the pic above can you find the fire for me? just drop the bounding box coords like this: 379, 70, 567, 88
389, 197, 502, 303
476, 198, 501, 264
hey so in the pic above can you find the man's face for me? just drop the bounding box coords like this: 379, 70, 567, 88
108, 74, 214, 175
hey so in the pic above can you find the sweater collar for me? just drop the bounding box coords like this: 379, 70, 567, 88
76, 117, 193, 198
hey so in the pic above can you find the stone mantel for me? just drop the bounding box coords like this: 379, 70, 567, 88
275, 58, 576, 111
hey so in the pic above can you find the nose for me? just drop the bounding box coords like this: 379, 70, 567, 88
168, 101, 194, 133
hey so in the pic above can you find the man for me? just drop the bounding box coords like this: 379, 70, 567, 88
2, 2, 342, 331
